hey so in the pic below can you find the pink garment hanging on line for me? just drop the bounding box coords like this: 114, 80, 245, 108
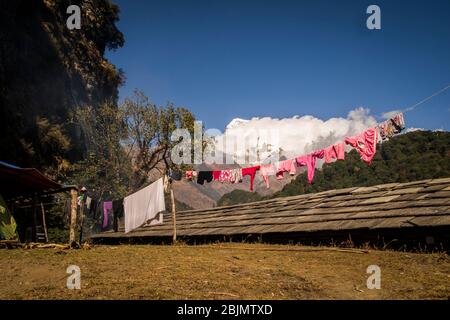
344, 127, 378, 165
295, 150, 325, 184
324, 141, 345, 163
275, 159, 296, 180
102, 201, 113, 229
260, 163, 276, 188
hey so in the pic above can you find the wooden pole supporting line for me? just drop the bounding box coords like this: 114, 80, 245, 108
31, 197, 38, 243
170, 182, 177, 244
79, 197, 85, 244
69, 189, 78, 246
40, 202, 48, 243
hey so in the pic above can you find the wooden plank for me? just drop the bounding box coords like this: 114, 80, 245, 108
385, 187, 424, 195
359, 195, 400, 205
40, 202, 48, 243
423, 191, 450, 199
407, 215, 450, 227
351, 186, 379, 194
392, 179, 431, 188
331, 199, 364, 207
372, 182, 400, 190
392, 194, 424, 202
428, 177, 450, 184
345, 191, 389, 200
418, 185, 447, 193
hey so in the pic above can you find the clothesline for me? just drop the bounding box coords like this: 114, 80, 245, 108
183, 112, 406, 191
76, 84, 448, 235
402, 83, 450, 113
77, 177, 166, 235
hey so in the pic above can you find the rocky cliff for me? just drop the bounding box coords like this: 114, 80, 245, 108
0, 0, 124, 173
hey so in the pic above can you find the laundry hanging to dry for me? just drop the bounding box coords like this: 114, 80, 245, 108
186, 113, 405, 190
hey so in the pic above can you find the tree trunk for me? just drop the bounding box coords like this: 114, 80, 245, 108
170, 185, 177, 244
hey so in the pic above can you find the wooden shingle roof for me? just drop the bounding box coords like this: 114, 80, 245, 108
91, 178, 450, 241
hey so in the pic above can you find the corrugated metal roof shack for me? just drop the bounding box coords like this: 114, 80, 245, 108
91, 178, 450, 251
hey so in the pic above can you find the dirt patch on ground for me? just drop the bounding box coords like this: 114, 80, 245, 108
0, 243, 449, 299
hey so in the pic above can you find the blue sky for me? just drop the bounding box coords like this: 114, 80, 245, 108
106, 0, 450, 131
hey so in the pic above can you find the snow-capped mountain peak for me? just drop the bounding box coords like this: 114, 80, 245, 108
225, 118, 250, 130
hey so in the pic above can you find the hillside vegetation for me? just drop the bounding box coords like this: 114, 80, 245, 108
217, 131, 450, 206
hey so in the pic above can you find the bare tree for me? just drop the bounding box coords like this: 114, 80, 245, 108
121, 90, 196, 188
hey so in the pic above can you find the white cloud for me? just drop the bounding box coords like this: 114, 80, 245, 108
212, 107, 378, 164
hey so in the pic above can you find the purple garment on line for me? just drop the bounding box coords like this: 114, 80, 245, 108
103, 201, 113, 229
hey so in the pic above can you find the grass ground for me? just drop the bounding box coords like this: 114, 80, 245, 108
0, 243, 449, 300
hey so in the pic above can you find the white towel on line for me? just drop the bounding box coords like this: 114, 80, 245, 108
124, 178, 165, 233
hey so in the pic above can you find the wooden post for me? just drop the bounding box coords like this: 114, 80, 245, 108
69, 188, 78, 246
170, 182, 177, 244
78, 196, 85, 244
31, 196, 37, 242
40, 202, 48, 243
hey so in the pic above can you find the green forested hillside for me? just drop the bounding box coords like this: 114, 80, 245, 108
217, 130, 450, 206
217, 189, 263, 207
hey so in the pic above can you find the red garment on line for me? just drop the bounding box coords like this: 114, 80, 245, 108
344, 127, 378, 165
212, 170, 221, 181
295, 150, 325, 184
185, 170, 195, 180
242, 166, 260, 191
